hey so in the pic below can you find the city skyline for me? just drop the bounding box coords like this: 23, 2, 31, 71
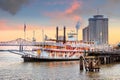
0, 0, 120, 44
83, 15, 108, 44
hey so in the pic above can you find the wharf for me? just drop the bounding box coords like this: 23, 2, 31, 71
88, 51, 120, 64
80, 50, 120, 72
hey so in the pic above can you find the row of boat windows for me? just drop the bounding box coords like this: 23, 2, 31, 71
49, 52, 81, 57
43, 45, 90, 50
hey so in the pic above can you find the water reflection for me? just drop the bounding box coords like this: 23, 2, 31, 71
1, 52, 120, 80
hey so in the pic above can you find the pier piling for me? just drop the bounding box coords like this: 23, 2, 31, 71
80, 56, 84, 70
83, 56, 100, 72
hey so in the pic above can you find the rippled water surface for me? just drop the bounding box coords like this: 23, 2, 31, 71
0, 52, 120, 80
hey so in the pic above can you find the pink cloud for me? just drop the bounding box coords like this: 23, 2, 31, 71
73, 15, 81, 21
44, 0, 83, 26
65, 0, 81, 15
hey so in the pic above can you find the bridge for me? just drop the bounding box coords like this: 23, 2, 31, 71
0, 38, 43, 55
0, 38, 36, 46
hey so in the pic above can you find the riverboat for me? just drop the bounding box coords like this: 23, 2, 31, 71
22, 27, 94, 62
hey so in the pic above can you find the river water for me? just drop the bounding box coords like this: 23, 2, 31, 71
0, 52, 120, 80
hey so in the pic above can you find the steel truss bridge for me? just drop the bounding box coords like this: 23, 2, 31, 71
0, 38, 42, 54
0, 38, 36, 46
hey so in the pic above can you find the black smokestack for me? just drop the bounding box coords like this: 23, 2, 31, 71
63, 26, 66, 44
56, 26, 58, 42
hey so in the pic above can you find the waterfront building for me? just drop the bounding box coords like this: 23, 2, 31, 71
83, 15, 108, 44
83, 26, 89, 42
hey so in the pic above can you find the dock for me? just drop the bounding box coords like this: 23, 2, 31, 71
80, 51, 120, 72
88, 51, 120, 64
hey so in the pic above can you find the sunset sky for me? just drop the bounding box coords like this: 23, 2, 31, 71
0, 0, 120, 44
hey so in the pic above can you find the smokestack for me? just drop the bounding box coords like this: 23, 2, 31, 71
56, 26, 58, 42
63, 26, 66, 44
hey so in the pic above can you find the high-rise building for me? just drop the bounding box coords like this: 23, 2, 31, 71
83, 26, 89, 42
83, 15, 108, 44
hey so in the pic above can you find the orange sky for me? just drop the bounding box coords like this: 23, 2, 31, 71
0, 26, 120, 45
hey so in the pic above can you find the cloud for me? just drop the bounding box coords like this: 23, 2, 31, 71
44, 0, 120, 28
65, 0, 81, 15
0, 0, 30, 15
44, 0, 83, 27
